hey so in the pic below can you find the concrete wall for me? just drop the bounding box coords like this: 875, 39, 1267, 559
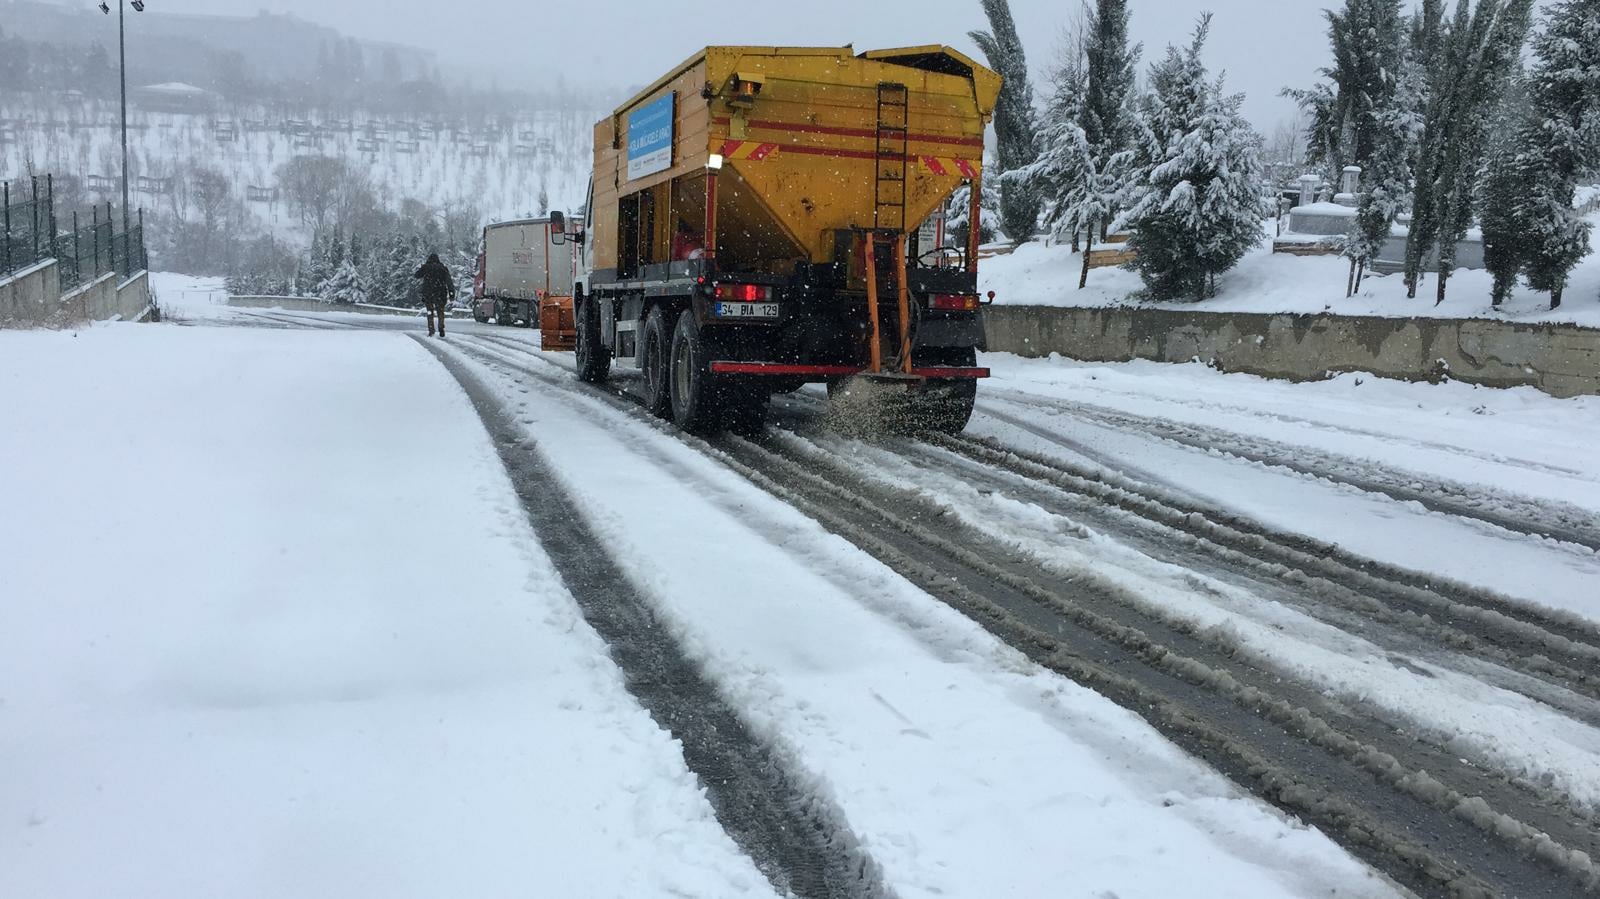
2, 262, 151, 328
984, 305, 1600, 398
60, 271, 119, 324
0, 260, 68, 327
116, 271, 152, 320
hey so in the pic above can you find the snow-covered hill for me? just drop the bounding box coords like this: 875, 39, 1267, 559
1, 98, 598, 243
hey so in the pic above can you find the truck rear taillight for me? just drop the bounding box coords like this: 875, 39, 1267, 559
929, 293, 979, 311
715, 283, 773, 302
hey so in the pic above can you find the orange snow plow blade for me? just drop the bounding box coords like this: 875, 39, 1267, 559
539, 295, 576, 351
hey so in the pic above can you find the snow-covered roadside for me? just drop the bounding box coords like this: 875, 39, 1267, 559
969, 355, 1600, 624
149, 271, 235, 321
980, 212, 1600, 328
981, 353, 1600, 515
0, 325, 775, 899
810, 436, 1600, 815
445, 340, 1402, 899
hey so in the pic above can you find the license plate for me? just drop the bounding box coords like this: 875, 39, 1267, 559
713, 302, 780, 319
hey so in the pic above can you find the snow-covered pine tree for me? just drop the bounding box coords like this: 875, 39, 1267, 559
1011, 120, 1125, 287
1479, 90, 1534, 305
1340, 0, 1410, 292
1403, 0, 1535, 303
1082, 0, 1140, 242
1284, 0, 1412, 293
1022, 10, 1089, 250
1401, 0, 1446, 172
1518, 0, 1600, 308
321, 257, 370, 305
969, 0, 1042, 241
383, 231, 415, 306
1120, 16, 1265, 300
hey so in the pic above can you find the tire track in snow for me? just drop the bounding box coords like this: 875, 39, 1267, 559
716, 433, 1598, 899
1014, 381, 1596, 483
981, 391, 1600, 554
933, 434, 1600, 702
944, 426, 1600, 662
447, 335, 1596, 898
416, 337, 891, 899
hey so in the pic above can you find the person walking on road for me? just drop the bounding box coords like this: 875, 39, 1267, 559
413, 252, 457, 337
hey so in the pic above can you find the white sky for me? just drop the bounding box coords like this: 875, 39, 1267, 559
97, 1, 1431, 130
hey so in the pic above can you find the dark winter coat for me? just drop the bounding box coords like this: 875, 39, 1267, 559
413, 255, 455, 307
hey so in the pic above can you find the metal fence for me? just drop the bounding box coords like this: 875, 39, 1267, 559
1, 175, 147, 287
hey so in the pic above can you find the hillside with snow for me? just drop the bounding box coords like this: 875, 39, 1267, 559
1, 99, 597, 239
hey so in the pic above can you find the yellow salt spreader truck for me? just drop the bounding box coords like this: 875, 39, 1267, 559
552, 45, 1001, 433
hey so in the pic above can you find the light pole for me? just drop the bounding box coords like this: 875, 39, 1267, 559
100, 0, 144, 245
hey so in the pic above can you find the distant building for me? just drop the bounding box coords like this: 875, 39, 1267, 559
131, 82, 216, 114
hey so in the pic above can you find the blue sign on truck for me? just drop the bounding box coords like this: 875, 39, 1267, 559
627, 92, 675, 181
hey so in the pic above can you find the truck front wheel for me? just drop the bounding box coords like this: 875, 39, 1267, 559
640, 306, 674, 418
575, 295, 610, 384
669, 313, 726, 433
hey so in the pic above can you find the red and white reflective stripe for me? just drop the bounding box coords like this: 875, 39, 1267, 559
719, 140, 780, 161
921, 156, 980, 178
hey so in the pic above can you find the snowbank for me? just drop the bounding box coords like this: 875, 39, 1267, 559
0, 324, 774, 899
981, 213, 1600, 329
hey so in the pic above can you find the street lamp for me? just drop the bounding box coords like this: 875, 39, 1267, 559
100, 0, 144, 246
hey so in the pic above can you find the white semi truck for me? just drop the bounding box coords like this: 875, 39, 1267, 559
472, 217, 579, 346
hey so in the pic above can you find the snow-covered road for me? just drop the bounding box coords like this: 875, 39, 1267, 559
0, 324, 775, 899
7, 301, 1598, 897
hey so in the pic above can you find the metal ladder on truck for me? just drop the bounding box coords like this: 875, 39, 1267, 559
866, 82, 913, 376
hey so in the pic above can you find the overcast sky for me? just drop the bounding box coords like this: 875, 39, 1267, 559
126, 0, 1380, 129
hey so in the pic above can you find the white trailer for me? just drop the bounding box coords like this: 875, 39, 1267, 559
472, 217, 578, 328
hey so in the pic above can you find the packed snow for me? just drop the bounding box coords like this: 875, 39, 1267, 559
445, 337, 1402, 899
976, 353, 1600, 624
0, 323, 776, 899
13, 301, 1596, 898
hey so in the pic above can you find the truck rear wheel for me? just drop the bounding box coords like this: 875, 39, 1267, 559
913, 346, 979, 434
640, 306, 674, 418
575, 295, 610, 384
669, 312, 726, 433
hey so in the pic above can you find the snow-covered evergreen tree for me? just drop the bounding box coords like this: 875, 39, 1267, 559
1119, 17, 1264, 301
1011, 120, 1125, 284
969, 0, 1041, 241
1479, 90, 1534, 304
1081, 0, 1140, 240
320, 257, 370, 305
1285, 0, 1407, 177
1403, 0, 1535, 303
1518, 0, 1600, 308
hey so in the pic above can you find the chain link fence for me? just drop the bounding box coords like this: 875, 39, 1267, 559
2, 174, 147, 287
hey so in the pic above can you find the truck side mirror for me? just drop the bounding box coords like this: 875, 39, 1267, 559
549, 210, 565, 235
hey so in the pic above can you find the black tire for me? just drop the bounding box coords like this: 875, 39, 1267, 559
575, 294, 611, 384
913, 346, 979, 434
640, 306, 674, 418
669, 312, 725, 433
